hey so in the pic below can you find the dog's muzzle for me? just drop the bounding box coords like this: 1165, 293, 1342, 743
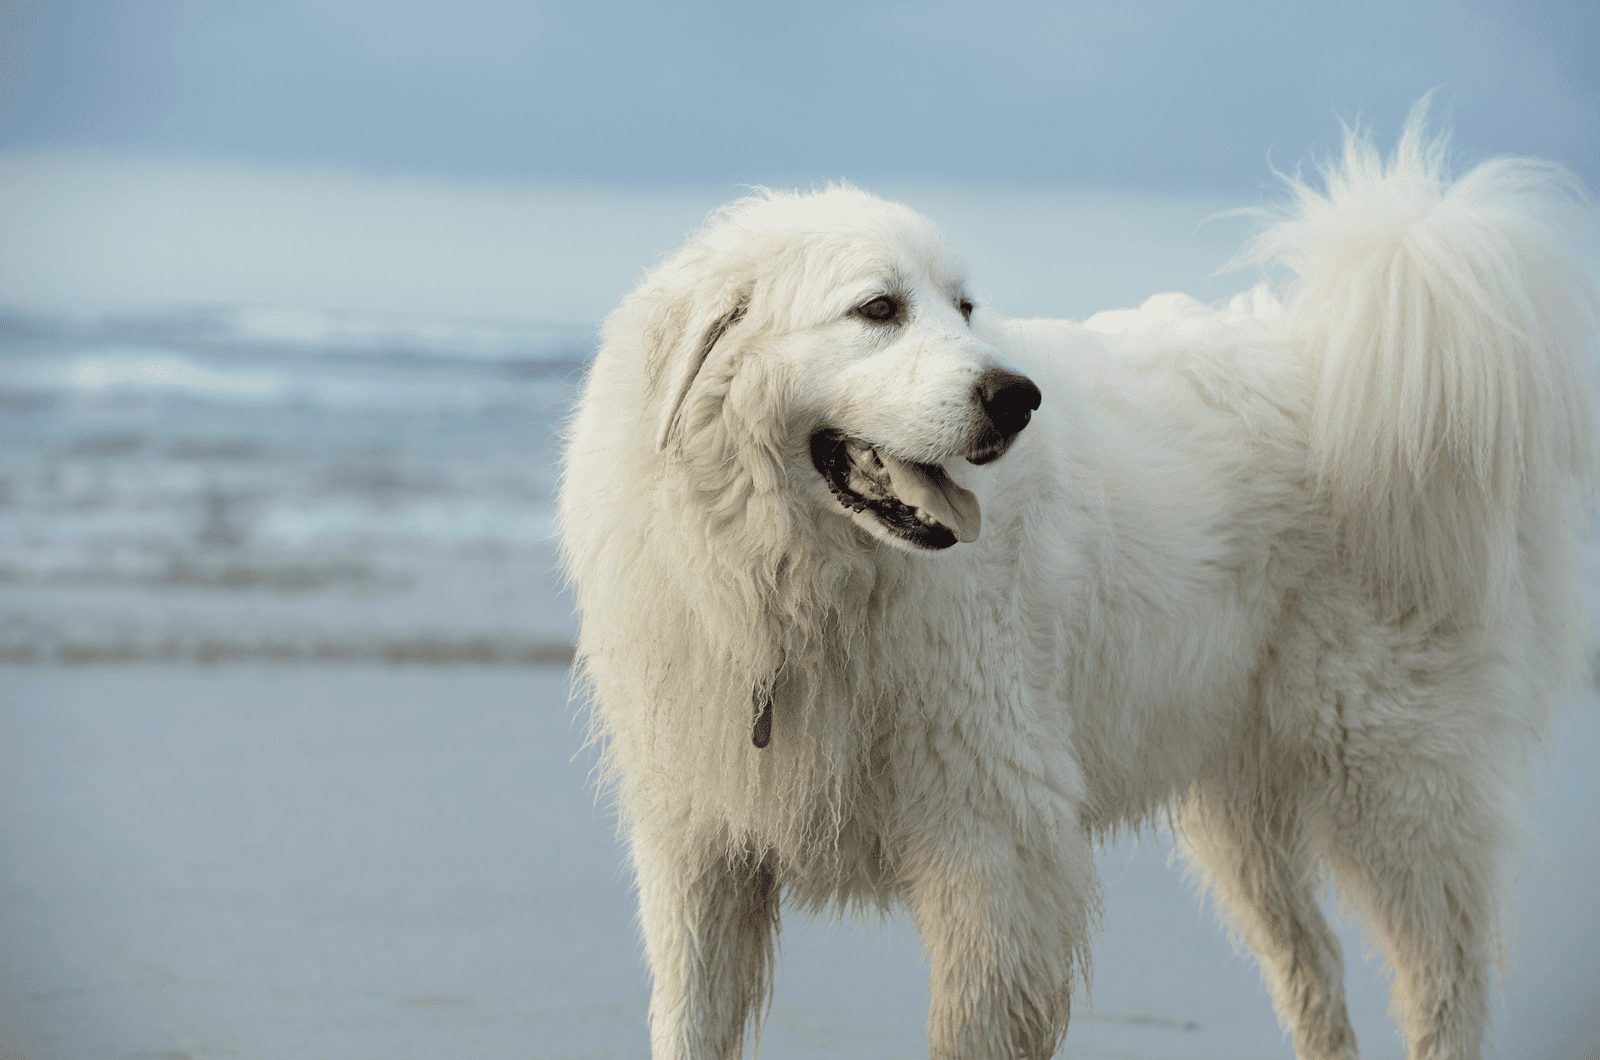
810, 369, 1040, 549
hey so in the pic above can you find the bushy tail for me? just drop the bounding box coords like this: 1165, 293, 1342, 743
1252, 103, 1598, 623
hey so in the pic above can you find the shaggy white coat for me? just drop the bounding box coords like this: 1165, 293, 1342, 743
558, 111, 1597, 1060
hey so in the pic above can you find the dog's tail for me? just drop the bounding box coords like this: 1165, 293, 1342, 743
1252, 102, 1598, 623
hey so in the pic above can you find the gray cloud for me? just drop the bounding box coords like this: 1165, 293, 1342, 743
1, 0, 1595, 191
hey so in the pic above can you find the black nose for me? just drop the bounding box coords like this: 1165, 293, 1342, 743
977, 369, 1042, 438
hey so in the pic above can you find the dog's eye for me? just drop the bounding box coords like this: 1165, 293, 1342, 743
958, 298, 974, 322
857, 296, 900, 322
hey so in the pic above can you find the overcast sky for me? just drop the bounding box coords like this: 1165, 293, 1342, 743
1, 1, 1595, 320
2, 0, 1596, 193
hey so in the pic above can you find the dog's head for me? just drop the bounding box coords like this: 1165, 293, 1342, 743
629, 186, 1038, 553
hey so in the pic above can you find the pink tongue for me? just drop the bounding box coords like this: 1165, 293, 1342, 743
878, 454, 981, 543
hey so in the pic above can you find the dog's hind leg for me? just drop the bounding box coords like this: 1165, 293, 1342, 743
1318, 723, 1511, 1060
631, 829, 779, 1060
1173, 778, 1358, 1060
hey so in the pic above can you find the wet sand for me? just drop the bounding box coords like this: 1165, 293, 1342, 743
1, 664, 1595, 1059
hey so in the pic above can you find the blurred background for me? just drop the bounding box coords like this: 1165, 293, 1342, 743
0, 2, 1596, 1058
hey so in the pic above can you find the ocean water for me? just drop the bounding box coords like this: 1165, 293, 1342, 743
0, 155, 1255, 669
0, 305, 591, 664
7, 294, 1600, 666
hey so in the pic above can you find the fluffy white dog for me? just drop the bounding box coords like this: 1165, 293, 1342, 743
558, 112, 1596, 1059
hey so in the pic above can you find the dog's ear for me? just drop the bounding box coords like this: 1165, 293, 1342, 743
652, 288, 751, 452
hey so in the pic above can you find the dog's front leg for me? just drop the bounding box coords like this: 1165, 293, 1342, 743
630, 828, 779, 1060
901, 803, 1096, 1059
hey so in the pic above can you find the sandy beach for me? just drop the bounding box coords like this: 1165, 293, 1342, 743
2, 663, 1595, 1059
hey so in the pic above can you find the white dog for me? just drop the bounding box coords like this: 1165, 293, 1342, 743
558, 111, 1596, 1059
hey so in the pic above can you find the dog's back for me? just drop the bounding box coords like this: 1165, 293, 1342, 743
1167, 108, 1597, 1060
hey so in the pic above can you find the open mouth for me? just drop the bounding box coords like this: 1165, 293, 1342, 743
809, 429, 982, 550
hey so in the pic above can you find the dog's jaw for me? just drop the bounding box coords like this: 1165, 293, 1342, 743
808, 429, 980, 551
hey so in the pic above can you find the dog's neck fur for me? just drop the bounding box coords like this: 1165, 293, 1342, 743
670, 359, 902, 649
